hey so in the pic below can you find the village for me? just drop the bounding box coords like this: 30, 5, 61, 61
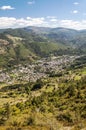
0, 55, 80, 84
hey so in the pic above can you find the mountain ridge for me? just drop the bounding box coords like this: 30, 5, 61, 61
0, 26, 86, 67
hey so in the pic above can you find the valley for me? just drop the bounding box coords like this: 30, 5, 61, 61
0, 27, 86, 130
0, 55, 80, 84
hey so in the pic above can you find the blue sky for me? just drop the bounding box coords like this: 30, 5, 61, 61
0, 0, 86, 29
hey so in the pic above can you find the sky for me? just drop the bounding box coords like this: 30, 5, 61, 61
0, 0, 86, 29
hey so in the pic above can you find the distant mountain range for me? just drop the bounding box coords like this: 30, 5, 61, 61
0, 26, 86, 67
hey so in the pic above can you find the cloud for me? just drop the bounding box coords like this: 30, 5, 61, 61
0, 17, 86, 30
60, 20, 81, 29
72, 10, 78, 14
0, 17, 46, 29
50, 19, 58, 22
73, 2, 79, 5
0, 5, 15, 10
28, 1, 35, 5
27, 17, 45, 21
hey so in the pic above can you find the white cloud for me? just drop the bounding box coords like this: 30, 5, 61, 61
73, 2, 79, 5
50, 19, 58, 22
72, 10, 78, 14
28, 1, 35, 5
27, 17, 45, 21
0, 17, 46, 29
0, 6, 15, 10
0, 17, 86, 30
60, 20, 81, 29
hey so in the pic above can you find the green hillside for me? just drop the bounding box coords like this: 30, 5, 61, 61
0, 28, 72, 67
0, 58, 86, 130
0, 27, 86, 130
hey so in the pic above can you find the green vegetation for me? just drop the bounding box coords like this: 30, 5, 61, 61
0, 27, 86, 129
0, 27, 86, 67
0, 64, 86, 130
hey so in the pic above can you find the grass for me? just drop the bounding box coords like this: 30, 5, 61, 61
74, 75, 81, 80
81, 67, 86, 74
0, 126, 50, 130
0, 65, 86, 130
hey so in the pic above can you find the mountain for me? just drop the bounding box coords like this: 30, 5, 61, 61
0, 26, 86, 67
18, 27, 86, 51
23, 26, 51, 34
0, 27, 86, 130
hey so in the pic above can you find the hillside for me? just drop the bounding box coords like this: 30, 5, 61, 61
0, 55, 86, 130
0, 27, 86, 130
0, 28, 70, 67
0, 27, 86, 67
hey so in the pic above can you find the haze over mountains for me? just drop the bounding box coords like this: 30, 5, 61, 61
0, 26, 86, 67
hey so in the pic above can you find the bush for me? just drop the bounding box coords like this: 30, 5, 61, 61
25, 116, 36, 126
